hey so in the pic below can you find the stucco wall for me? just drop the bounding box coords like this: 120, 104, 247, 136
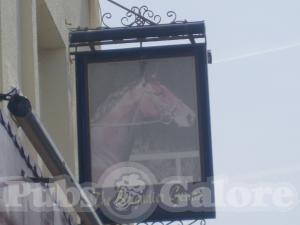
0, 0, 100, 178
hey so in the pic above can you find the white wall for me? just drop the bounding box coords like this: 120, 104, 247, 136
0, 0, 100, 178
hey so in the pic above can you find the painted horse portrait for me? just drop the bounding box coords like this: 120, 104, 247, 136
90, 75, 196, 181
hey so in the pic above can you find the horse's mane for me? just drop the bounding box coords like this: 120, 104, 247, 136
91, 79, 142, 123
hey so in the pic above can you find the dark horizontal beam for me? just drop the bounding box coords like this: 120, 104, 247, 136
69, 21, 205, 44
70, 34, 205, 51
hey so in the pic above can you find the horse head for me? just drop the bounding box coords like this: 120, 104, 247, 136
136, 75, 196, 127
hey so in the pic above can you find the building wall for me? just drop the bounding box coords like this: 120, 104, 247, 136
0, 0, 100, 178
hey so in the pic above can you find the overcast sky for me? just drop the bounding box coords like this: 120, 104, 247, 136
98, 1, 300, 224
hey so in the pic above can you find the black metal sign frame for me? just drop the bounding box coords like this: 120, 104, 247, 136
69, 22, 206, 53
75, 45, 215, 223
72, 18, 215, 224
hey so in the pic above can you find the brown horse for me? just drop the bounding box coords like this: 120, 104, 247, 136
90, 76, 196, 181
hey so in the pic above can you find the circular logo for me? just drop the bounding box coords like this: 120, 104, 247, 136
97, 162, 157, 224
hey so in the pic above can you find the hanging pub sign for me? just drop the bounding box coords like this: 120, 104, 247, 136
71, 10, 215, 224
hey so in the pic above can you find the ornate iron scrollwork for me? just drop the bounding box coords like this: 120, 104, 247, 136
121, 5, 161, 27
101, 0, 186, 28
101, 12, 113, 28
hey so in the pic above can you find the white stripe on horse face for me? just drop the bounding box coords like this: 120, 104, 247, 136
138, 80, 196, 127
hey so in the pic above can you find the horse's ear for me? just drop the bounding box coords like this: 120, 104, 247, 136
142, 73, 159, 86
145, 73, 158, 83
142, 77, 147, 86
150, 73, 158, 81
